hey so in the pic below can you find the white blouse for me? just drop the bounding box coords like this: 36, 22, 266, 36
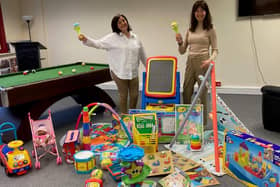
83, 32, 147, 80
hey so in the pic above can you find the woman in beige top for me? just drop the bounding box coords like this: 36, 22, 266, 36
175, 0, 218, 128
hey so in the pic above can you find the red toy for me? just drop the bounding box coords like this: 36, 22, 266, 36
63, 130, 80, 164
85, 178, 103, 187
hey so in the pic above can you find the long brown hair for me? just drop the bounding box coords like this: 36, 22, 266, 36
189, 0, 213, 32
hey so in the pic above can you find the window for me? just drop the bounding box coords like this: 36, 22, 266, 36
0, 3, 8, 53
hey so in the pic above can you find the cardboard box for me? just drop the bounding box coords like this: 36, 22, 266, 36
224, 131, 280, 187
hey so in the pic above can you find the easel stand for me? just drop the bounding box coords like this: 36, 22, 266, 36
169, 61, 220, 173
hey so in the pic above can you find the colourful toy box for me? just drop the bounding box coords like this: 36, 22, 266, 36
132, 113, 158, 153
129, 109, 175, 143
224, 131, 280, 187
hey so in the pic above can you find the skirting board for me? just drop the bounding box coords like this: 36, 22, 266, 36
97, 82, 262, 95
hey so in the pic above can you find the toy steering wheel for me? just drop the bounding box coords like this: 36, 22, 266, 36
8, 140, 23, 149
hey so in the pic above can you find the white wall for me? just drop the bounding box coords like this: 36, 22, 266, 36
1, 0, 24, 42
2, 0, 280, 92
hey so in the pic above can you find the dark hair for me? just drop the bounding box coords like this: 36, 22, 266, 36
189, 0, 213, 32
111, 14, 132, 34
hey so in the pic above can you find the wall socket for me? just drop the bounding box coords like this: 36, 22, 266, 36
216, 81, 222, 87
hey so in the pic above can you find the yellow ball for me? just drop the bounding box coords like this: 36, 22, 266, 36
101, 158, 112, 169
90, 169, 103, 179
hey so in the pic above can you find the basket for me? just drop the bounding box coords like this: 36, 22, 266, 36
133, 125, 158, 153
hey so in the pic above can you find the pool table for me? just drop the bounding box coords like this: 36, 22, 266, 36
0, 62, 115, 141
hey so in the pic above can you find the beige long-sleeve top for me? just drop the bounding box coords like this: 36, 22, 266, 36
178, 27, 218, 61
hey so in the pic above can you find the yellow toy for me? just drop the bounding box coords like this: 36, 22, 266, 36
146, 104, 175, 112
171, 21, 179, 33
73, 22, 81, 35
90, 169, 103, 179
133, 113, 158, 153
74, 150, 95, 174
1, 140, 32, 176
73, 22, 84, 40
0, 122, 32, 176
101, 158, 112, 169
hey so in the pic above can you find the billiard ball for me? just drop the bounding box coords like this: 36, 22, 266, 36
23, 70, 29, 75
58, 71, 63, 75
90, 67, 94, 70
72, 69, 76, 73
31, 69, 36, 73
81, 62, 86, 66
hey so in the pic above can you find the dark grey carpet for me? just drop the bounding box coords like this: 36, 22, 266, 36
0, 90, 279, 187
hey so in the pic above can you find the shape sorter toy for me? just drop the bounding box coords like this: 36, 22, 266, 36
223, 131, 280, 187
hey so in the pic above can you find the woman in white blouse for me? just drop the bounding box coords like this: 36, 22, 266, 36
79, 14, 147, 113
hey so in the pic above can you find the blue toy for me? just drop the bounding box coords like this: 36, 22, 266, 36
117, 145, 156, 187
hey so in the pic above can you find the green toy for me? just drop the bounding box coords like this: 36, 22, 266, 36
171, 21, 179, 33
73, 22, 81, 35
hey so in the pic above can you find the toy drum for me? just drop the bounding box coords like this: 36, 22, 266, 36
74, 150, 95, 174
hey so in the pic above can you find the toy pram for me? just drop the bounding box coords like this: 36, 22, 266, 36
29, 110, 62, 169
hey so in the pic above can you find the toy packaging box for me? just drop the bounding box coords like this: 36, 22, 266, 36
175, 104, 203, 151
224, 131, 280, 187
129, 109, 175, 143
132, 113, 158, 153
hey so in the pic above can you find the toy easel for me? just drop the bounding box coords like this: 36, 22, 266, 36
141, 56, 180, 109
169, 62, 220, 174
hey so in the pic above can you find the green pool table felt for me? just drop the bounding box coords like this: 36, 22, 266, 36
0, 62, 109, 88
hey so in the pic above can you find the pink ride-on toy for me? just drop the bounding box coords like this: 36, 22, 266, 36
28, 110, 62, 169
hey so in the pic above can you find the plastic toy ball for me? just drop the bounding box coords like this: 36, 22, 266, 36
90, 169, 103, 179
101, 158, 112, 169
